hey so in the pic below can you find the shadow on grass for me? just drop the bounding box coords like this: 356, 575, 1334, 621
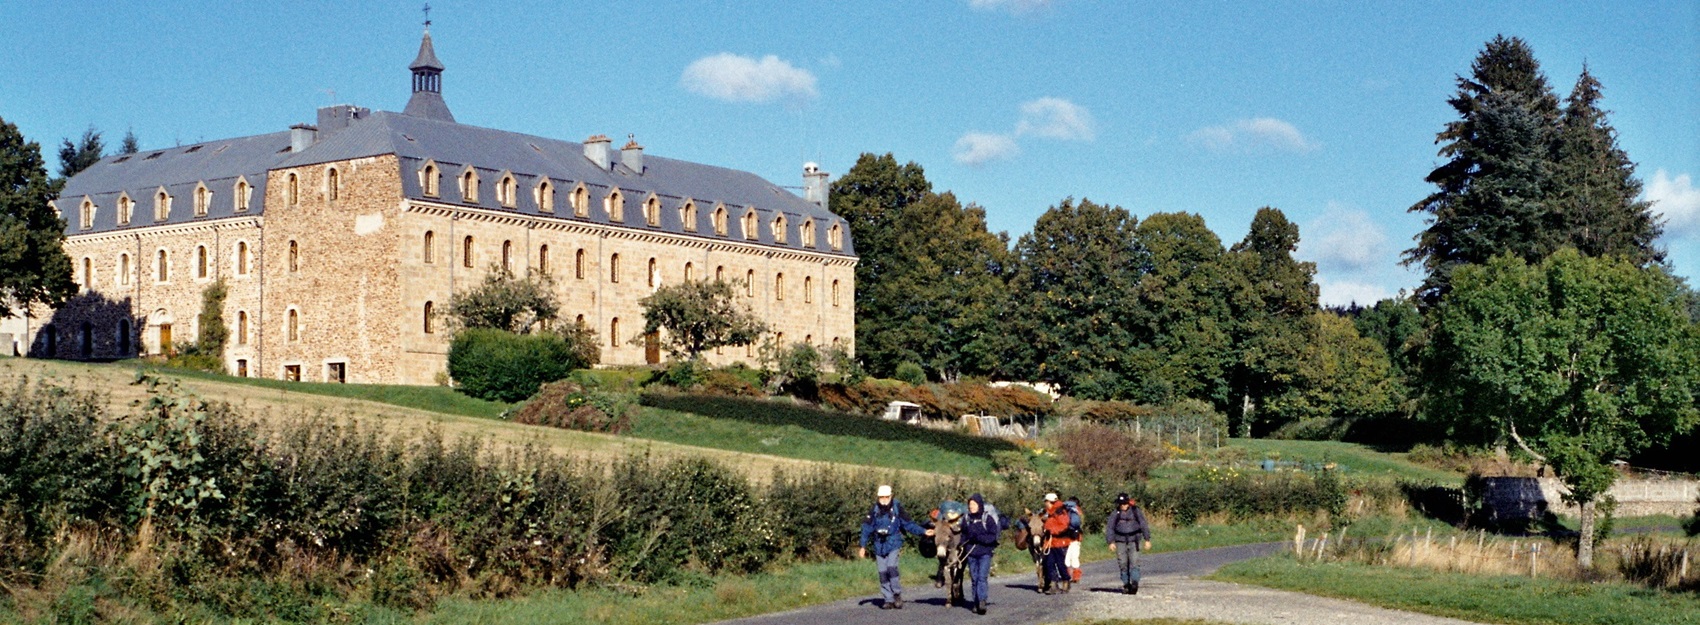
640, 393, 1021, 462
133, 362, 513, 419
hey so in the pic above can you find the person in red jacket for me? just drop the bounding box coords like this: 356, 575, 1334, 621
1041, 494, 1075, 594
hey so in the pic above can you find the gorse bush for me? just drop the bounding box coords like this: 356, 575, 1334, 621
447, 327, 595, 402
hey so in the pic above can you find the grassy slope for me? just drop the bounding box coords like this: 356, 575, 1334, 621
1214, 557, 1700, 625
1227, 438, 1463, 484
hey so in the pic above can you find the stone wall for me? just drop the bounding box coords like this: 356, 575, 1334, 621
1477, 476, 1700, 521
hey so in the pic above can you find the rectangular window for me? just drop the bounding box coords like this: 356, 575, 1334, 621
283, 365, 301, 382
327, 362, 347, 384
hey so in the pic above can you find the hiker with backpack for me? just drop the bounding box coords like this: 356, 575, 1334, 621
1040, 493, 1076, 593
960, 493, 1007, 615
1063, 496, 1084, 583
1105, 492, 1152, 594
859, 484, 933, 609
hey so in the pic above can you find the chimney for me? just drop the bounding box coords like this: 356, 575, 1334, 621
803, 162, 829, 211
316, 105, 371, 134
583, 134, 611, 170
621, 136, 644, 174
290, 124, 318, 153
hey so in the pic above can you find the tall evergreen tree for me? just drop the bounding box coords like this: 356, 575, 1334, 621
1226, 207, 1318, 436
119, 129, 139, 155
1407, 35, 1562, 304
57, 126, 104, 179
0, 116, 76, 318
1008, 198, 1150, 400
1550, 66, 1663, 264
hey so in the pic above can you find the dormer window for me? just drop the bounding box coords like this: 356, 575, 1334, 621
801, 219, 815, 247
79, 199, 93, 230
193, 184, 210, 216
828, 222, 844, 251
496, 173, 517, 207
713, 205, 728, 235
742, 209, 758, 240
606, 189, 624, 222
571, 184, 589, 217
154, 189, 171, 222
644, 195, 661, 226
234, 179, 251, 212
326, 167, 340, 201
459, 167, 479, 203
772, 214, 788, 244
536, 179, 555, 213
681, 201, 698, 231
420, 161, 440, 197
117, 194, 133, 225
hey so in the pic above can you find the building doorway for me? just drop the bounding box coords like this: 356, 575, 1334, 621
158, 323, 173, 356
644, 331, 661, 365
327, 362, 347, 384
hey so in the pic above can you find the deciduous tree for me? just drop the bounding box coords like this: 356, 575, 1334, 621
0, 116, 76, 318
443, 266, 560, 334
1226, 207, 1318, 436
636, 279, 767, 361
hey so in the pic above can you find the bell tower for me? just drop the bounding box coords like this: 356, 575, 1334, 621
402, 7, 455, 122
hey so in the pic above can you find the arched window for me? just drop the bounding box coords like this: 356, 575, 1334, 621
537, 179, 554, 213
684, 262, 695, 282
237, 311, 248, 345
572, 185, 589, 217
423, 302, 435, 334
681, 201, 698, 231
237, 242, 249, 275
774, 273, 784, 300
194, 185, 210, 216
644, 196, 660, 226
155, 190, 170, 221
647, 257, 658, 287
832, 279, 841, 307
156, 249, 169, 282
326, 167, 340, 201
713, 205, 728, 235
421, 162, 440, 197
462, 236, 474, 268
288, 240, 299, 272
575, 248, 586, 279
502, 240, 513, 273
772, 214, 788, 243
609, 318, 620, 347
606, 189, 624, 222
79, 199, 94, 230
828, 222, 844, 251
81, 257, 91, 290
118, 194, 132, 224
460, 168, 479, 203
715, 265, 725, 282
745, 269, 755, 297
497, 173, 516, 207
287, 309, 299, 342
423, 231, 435, 263
804, 276, 813, 303
234, 179, 251, 212
287, 173, 299, 205
538, 245, 550, 275
609, 253, 621, 283
119, 253, 131, 285
196, 245, 208, 278
801, 219, 815, 247
742, 209, 758, 240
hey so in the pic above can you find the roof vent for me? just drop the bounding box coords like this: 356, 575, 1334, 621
584, 135, 611, 170
290, 124, 318, 153
621, 136, 644, 174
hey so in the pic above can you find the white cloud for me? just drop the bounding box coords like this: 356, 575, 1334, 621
1648, 169, 1700, 236
1299, 205, 1388, 272
680, 53, 818, 104
968, 0, 1055, 14
1015, 97, 1096, 141
953, 132, 1020, 166
1187, 117, 1318, 153
1316, 278, 1395, 309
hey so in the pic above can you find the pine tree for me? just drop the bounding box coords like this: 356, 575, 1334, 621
1550, 66, 1663, 264
57, 126, 104, 179
119, 129, 139, 155
0, 116, 77, 318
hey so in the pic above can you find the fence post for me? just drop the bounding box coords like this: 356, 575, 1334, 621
1294, 524, 1307, 557
1529, 543, 1539, 578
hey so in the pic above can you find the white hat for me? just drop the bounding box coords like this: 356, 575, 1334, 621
1044, 493, 1058, 502
877, 485, 893, 497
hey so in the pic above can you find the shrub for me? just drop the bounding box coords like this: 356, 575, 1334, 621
446, 328, 591, 402
509, 380, 634, 434
765, 342, 822, 398
699, 369, 764, 397
1050, 422, 1169, 481
894, 362, 926, 385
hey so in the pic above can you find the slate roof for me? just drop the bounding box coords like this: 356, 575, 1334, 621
409, 31, 445, 71
57, 132, 285, 234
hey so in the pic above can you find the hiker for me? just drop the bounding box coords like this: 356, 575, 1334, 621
1064, 496, 1084, 583
1041, 493, 1076, 593
859, 484, 932, 609
1105, 492, 1152, 594
961, 493, 1007, 615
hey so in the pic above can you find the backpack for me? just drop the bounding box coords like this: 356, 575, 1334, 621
1064, 504, 1082, 537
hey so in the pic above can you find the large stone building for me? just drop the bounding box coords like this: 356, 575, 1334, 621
20, 31, 857, 385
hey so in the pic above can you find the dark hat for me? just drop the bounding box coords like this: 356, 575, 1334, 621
1115, 492, 1130, 505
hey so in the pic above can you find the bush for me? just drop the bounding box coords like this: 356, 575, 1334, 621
894, 362, 926, 385
1050, 422, 1169, 481
509, 380, 634, 434
446, 328, 593, 402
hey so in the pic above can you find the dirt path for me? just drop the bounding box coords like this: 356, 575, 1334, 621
0, 358, 943, 483
715, 543, 1489, 625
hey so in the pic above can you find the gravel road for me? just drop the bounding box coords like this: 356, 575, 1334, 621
713, 542, 1490, 625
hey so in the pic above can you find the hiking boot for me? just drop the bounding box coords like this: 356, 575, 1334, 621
1130, 580, 1139, 595
1122, 582, 1133, 594
892, 595, 903, 609
880, 601, 895, 610
975, 600, 987, 615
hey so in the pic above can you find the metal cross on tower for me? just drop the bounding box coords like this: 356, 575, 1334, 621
423, 4, 432, 30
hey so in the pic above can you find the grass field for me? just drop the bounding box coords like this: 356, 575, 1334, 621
1225, 438, 1464, 484
1213, 556, 1700, 625
137, 361, 514, 418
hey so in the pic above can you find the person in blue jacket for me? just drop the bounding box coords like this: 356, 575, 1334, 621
859, 484, 932, 609
960, 493, 1008, 615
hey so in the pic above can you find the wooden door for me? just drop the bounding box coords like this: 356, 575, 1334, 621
159, 324, 173, 355
644, 331, 661, 365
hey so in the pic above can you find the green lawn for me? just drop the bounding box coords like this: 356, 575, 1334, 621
1227, 439, 1464, 484
633, 394, 1019, 478
1213, 556, 1700, 625
135, 362, 514, 419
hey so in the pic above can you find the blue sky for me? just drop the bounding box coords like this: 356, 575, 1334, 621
3, 1, 1696, 305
